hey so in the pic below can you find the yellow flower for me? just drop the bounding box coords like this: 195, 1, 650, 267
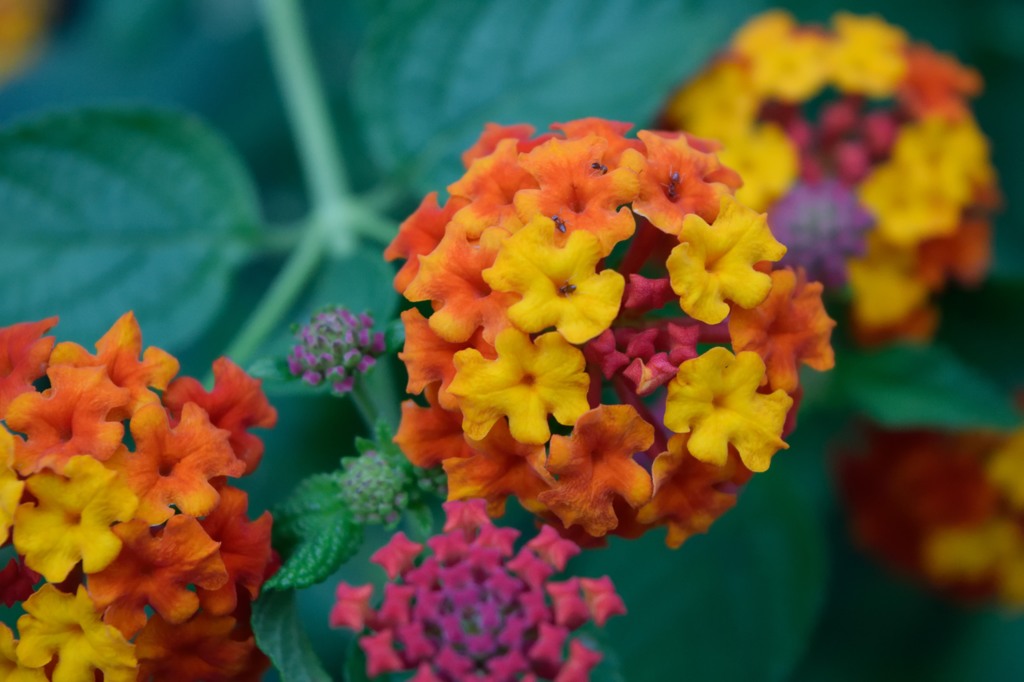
0, 0, 47, 86
859, 162, 962, 247
0, 623, 46, 682
17, 584, 137, 682
483, 215, 625, 343
733, 10, 830, 102
667, 195, 786, 324
847, 243, 930, 329
448, 328, 590, 444
829, 12, 908, 97
890, 116, 994, 204
718, 123, 799, 212
923, 521, 1018, 585
0, 427, 24, 545
663, 60, 759, 143
14, 455, 138, 582
664, 347, 792, 472
986, 430, 1024, 511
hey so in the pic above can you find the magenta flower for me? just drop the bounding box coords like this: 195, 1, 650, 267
330, 499, 626, 681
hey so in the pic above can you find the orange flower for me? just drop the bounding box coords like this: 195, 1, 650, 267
538, 406, 654, 536
197, 486, 273, 616
461, 122, 553, 166
49, 311, 178, 420
444, 418, 553, 516
551, 118, 642, 164
162, 356, 277, 476
448, 138, 538, 237
514, 135, 643, 254
404, 224, 514, 343
136, 611, 260, 682
899, 44, 982, 121
111, 402, 243, 524
89, 515, 228, 638
728, 268, 836, 393
7, 365, 129, 475
394, 390, 475, 468
632, 130, 741, 232
384, 192, 466, 294
637, 436, 750, 548
398, 308, 492, 410
0, 316, 56, 419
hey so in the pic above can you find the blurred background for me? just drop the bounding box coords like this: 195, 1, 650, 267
1, 0, 1022, 679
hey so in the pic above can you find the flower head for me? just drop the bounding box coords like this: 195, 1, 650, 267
0, 315, 277, 680
663, 10, 998, 343
331, 499, 623, 681
839, 426, 1024, 607
288, 307, 386, 395
389, 118, 832, 546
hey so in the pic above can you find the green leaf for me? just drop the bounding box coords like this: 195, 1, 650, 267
252, 590, 333, 682
353, 0, 757, 195
267, 473, 365, 590
832, 343, 1020, 430
572, 466, 826, 682
403, 502, 435, 543
0, 108, 261, 349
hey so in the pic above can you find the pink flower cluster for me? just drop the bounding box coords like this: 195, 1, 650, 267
330, 499, 625, 681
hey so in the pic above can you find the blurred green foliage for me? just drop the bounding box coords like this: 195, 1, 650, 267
0, 0, 1021, 680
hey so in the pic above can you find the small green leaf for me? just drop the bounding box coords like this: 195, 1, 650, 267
833, 343, 1020, 430
247, 357, 295, 383
0, 108, 261, 348
252, 590, 332, 682
353, 0, 757, 195
267, 473, 365, 590
404, 503, 435, 543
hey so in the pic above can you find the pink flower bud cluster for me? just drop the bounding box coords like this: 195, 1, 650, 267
330, 499, 625, 681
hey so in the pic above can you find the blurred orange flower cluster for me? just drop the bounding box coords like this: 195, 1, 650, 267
663, 10, 999, 343
0, 314, 277, 681
386, 118, 835, 547
841, 425, 1024, 606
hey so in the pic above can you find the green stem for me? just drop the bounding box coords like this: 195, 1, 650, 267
221, 219, 326, 368
350, 381, 380, 429
217, 0, 356, 375
260, 0, 352, 214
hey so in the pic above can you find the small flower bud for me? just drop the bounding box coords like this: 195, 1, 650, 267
288, 307, 386, 396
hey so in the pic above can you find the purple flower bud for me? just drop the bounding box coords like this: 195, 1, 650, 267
287, 307, 387, 394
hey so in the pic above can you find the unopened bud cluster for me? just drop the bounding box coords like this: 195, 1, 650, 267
288, 308, 385, 395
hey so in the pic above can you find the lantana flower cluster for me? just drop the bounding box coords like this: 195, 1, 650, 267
0, 313, 277, 680
663, 10, 999, 343
331, 499, 624, 681
386, 117, 835, 546
841, 424, 1024, 606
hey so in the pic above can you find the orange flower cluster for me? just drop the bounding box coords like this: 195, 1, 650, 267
0, 314, 277, 680
387, 118, 835, 546
841, 426, 1024, 606
663, 11, 999, 344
